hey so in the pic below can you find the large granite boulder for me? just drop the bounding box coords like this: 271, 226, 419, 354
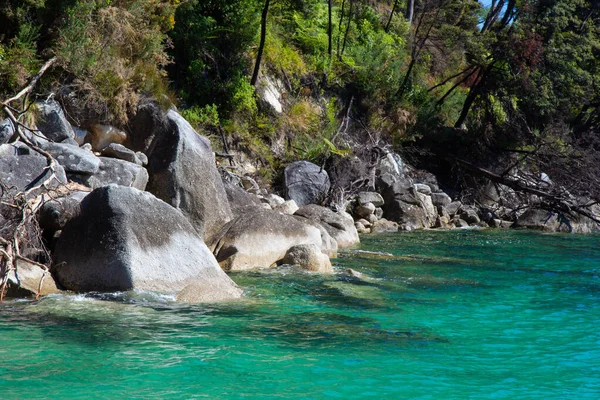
284, 161, 330, 206
294, 204, 359, 248
39, 142, 100, 174
0, 154, 67, 193
145, 110, 232, 240
83, 157, 148, 190
35, 99, 75, 142
53, 185, 242, 301
208, 208, 325, 271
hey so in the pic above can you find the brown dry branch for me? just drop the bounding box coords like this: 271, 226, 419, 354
0, 56, 69, 301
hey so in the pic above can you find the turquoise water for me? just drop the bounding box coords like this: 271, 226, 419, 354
1, 230, 600, 399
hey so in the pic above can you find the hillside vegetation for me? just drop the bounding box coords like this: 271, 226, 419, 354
2, 0, 600, 198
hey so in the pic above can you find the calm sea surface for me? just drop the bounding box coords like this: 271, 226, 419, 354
1, 230, 599, 399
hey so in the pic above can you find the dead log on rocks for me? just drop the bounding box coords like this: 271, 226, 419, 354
0, 57, 64, 300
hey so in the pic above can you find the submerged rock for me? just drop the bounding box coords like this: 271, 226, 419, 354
53, 185, 242, 301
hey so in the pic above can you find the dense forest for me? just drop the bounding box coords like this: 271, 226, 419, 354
1, 0, 600, 203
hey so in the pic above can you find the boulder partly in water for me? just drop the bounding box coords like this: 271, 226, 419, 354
53, 185, 242, 302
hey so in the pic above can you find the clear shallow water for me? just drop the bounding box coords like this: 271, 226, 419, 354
1, 230, 600, 399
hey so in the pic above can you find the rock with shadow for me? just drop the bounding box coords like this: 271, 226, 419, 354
208, 208, 329, 272
53, 185, 242, 302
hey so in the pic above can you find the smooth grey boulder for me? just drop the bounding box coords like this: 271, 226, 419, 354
414, 183, 432, 195
39, 191, 89, 233
223, 181, 264, 218
294, 204, 359, 248
135, 151, 148, 166
292, 215, 338, 257
459, 206, 481, 225
282, 244, 333, 273
260, 193, 285, 208
431, 192, 452, 207
39, 141, 100, 174
513, 209, 562, 232
356, 202, 376, 218
35, 99, 75, 142
446, 201, 462, 216
101, 143, 142, 165
6, 259, 60, 298
145, 110, 232, 240
274, 199, 299, 215
284, 161, 330, 207
0, 119, 15, 144
84, 157, 148, 190
0, 155, 67, 193
371, 218, 399, 233
209, 208, 324, 271
357, 191, 384, 207
53, 185, 242, 301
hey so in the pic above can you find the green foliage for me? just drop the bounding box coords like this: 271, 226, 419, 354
180, 104, 220, 130
168, 0, 259, 114
56, 0, 175, 124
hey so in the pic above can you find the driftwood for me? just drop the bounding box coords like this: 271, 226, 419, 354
0, 57, 64, 301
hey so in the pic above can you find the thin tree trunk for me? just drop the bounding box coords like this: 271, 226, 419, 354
385, 0, 400, 32
337, 0, 347, 57
251, 0, 270, 87
328, 0, 333, 58
340, 0, 353, 57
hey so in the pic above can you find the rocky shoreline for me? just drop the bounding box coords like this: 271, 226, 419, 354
1, 99, 598, 302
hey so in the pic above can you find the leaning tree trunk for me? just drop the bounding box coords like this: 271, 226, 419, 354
328, 0, 333, 58
385, 0, 400, 32
251, 0, 270, 87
